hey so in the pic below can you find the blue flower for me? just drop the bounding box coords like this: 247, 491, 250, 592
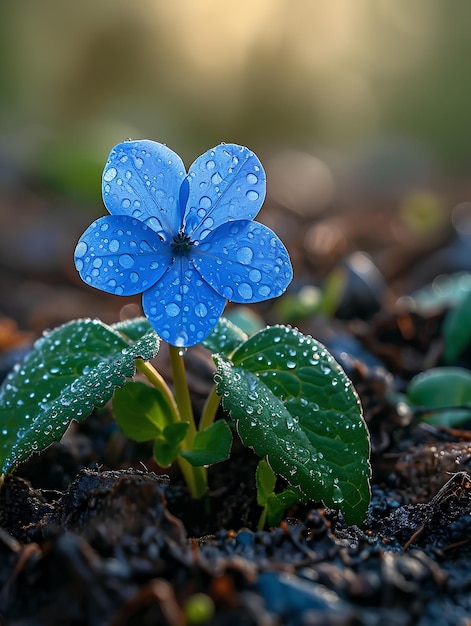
74, 140, 292, 347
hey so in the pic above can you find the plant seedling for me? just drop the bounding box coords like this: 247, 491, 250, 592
0, 140, 371, 526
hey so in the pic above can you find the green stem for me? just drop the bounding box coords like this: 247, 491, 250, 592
136, 357, 207, 498
168, 346, 197, 439
257, 506, 268, 532
199, 384, 221, 432
168, 345, 208, 498
135, 359, 179, 420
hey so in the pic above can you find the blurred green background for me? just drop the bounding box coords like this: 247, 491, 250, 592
1, 0, 471, 202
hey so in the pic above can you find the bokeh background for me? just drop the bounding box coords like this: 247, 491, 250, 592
1, 0, 471, 342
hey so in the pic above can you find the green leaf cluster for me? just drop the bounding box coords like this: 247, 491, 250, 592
0, 315, 371, 527
0, 318, 159, 474
213, 324, 371, 526
113, 381, 232, 467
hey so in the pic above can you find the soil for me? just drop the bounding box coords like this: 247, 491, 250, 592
1, 186, 471, 625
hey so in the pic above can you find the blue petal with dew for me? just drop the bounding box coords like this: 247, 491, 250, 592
74, 215, 172, 296
142, 260, 226, 347
102, 140, 186, 241
193, 220, 292, 303
184, 144, 265, 240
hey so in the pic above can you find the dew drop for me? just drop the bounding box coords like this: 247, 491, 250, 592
236, 246, 253, 265
195, 303, 207, 318
246, 173, 258, 184
119, 254, 134, 268
222, 286, 234, 299
246, 190, 259, 202
249, 269, 262, 283
200, 196, 212, 210
103, 167, 117, 182
75, 241, 88, 258
332, 482, 344, 504
166, 303, 180, 317
237, 283, 253, 300
206, 160, 216, 170
109, 239, 120, 253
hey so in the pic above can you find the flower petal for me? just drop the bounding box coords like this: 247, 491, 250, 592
74, 215, 172, 296
192, 220, 292, 303
142, 260, 226, 347
184, 144, 266, 241
102, 140, 186, 240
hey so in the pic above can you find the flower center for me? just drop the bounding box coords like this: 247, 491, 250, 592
171, 230, 193, 255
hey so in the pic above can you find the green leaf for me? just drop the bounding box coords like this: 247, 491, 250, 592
0, 318, 160, 473
407, 366, 471, 426
443, 291, 471, 363
256, 459, 305, 528
202, 317, 247, 356
180, 420, 233, 466
266, 489, 303, 527
112, 317, 153, 341
112, 381, 176, 442
153, 422, 190, 467
256, 459, 277, 506
215, 325, 371, 526
225, 307, 265, 336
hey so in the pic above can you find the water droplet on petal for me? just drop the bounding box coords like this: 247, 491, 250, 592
200, 196, 212, 210
249, 269, 262, 283
237, 283, 253, 300
236, 246, 253, 265
166, 303, 180, 317
109, 239, 120, 253
206, 160, 216, 170
195, 303, 207, 318
75, 241, 87, 257
246, 190, 259, 202
119, 254, 134, 268
103, 167, 117, 182
246, 173, 258, 184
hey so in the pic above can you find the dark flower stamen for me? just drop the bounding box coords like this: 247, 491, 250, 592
171, 231, 193, 254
